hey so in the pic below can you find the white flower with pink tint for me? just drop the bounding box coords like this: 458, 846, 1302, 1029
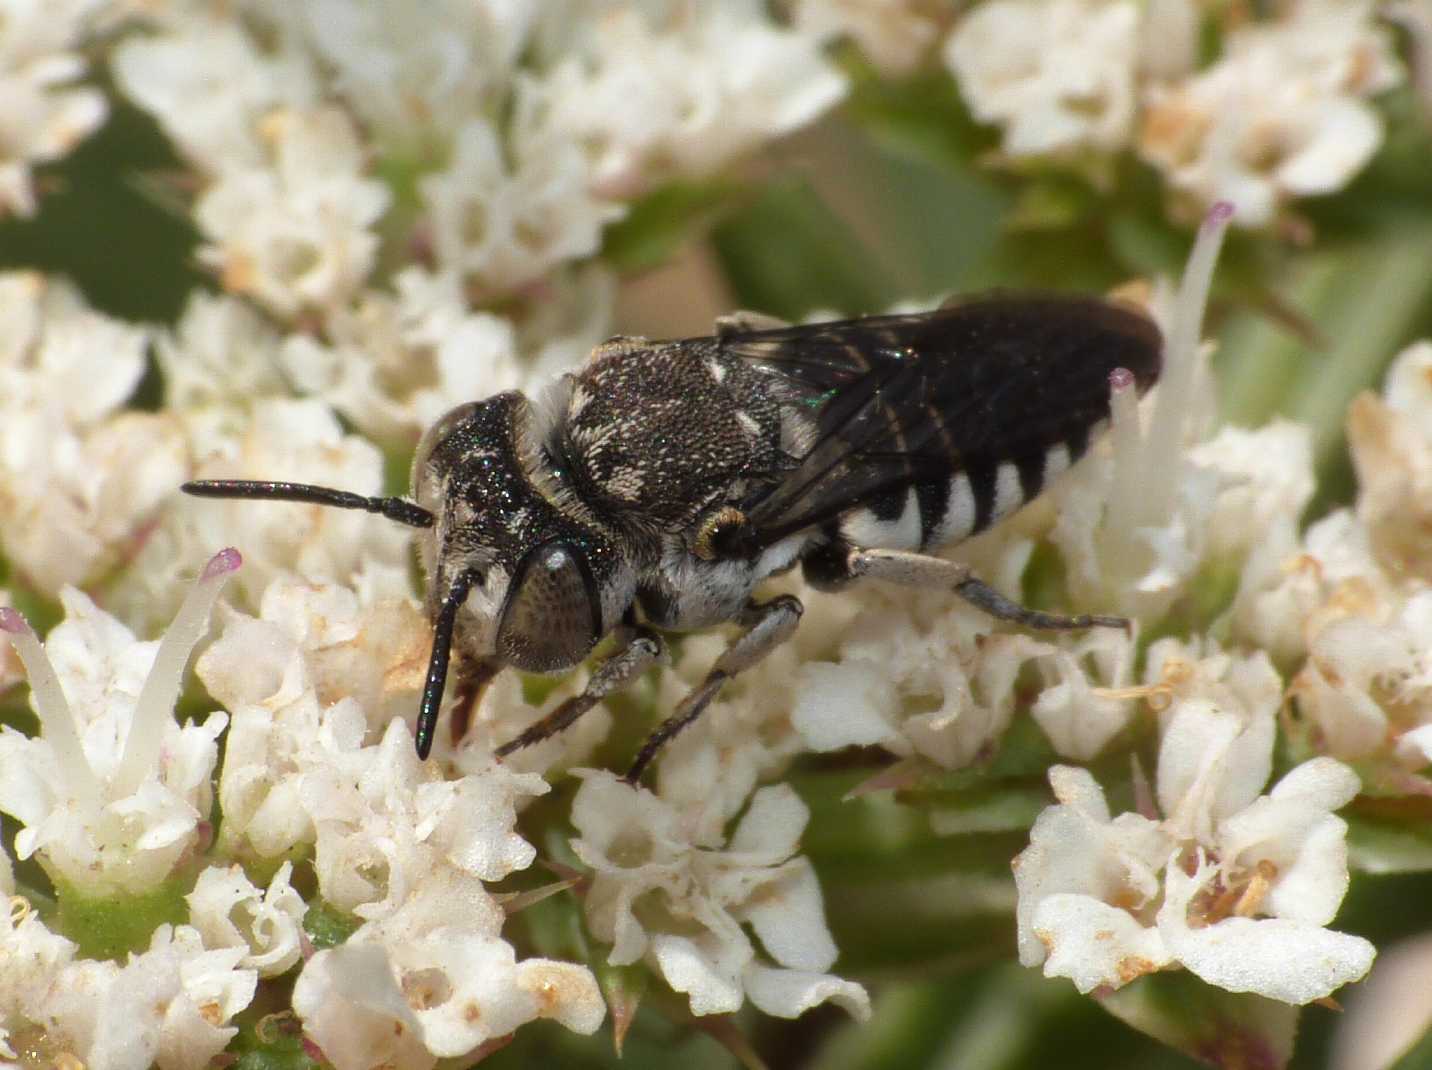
0, 550, 239, 896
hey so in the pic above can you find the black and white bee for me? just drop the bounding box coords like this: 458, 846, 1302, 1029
184, 295, 1161, 781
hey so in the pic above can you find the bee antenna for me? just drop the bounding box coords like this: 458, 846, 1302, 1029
181, 480, 435, 529
414, 569, 478, 759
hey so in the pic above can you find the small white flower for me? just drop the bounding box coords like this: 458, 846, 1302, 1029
185, 861, 308, 977
291, 942, 431, 1070
1346, 340, 1432, 578
279, 268, 524, 443
0, 550, 238, 897
1016, 644, 1375, 1003
294, 865, 603, 1067
111, 8, 319, 173
420, 110, 621, 295
0, 890, 78, 1057
195, 106, 390, 317
156, 291, 291, 414
570, 770, 869, 1020
0, 272, 184, 594
794, 580, 1054, 768
286, 0, 535, 153
1139, 0, 1401, 226
0, 0, 109, 216
658, 580, 858, 832
195, 580, 426, 866
1292, 589, 1432, 772
198, 575, 429, 739
300, 718, 546, 918
944, 0, 1139, 158
39, 924, 256, 1070
1028, 626, 1139, 762
544, 3, 847, 195
120, 397, 414, 630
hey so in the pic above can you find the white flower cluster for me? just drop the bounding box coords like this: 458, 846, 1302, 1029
0, 1, 864, 1061
1, 0, 1424, 1062
571, 771, 870, 1021
1282, 341, 1432, 791
111, 0, 844, 310
1015, 642, 1374, 1003
943, 0, 1403, 225
0, 551, 237, 897
0, 552, 281, 1066
0, 273, 183, 595
0, 0, 109, 217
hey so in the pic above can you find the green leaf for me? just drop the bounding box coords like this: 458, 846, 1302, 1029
841, 61, 990, 177
922, 781, 1050, 837
603, 179, 741, 274
1346, 811, 1432, 875
0, 97, 203, 323
710, 179, 898, 321
1098, 971, 1299, 1070
1008, 178, 1098, 233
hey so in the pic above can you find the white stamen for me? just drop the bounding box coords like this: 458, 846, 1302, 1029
1107, 369, 1144, 536
1143, 201, 1233, 514
114, 548, 242, 796
0, 608, 101, 812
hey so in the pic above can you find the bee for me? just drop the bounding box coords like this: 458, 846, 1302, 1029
184, 294, 1161, 782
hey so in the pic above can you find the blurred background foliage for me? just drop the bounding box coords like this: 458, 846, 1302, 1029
4, 40, 1432, 1070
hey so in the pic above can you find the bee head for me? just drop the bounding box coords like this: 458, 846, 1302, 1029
183, 389, 631, 761
413, 394, 624, 677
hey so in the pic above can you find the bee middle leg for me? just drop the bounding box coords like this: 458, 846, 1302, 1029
844, 546, 1129, 631
494, 627, 666, 759
623, 595, 803, 784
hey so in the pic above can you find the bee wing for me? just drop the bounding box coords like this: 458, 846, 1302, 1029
717, 294, 1162, 545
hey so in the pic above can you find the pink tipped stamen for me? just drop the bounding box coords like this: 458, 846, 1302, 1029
113, 548, 243, 795
201, 547, 243, 582
1205, 201, 1235, 228
1132, 192, 1233, 521
1108, 366, 1136, 392
0, 607, 29, 634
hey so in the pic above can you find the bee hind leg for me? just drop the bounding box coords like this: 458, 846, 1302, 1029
623, 595, 803, 784
846, 547, 1130, 632
494, 628, 666, 758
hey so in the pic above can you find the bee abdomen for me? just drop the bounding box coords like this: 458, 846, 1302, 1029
836, 429, 1093, 552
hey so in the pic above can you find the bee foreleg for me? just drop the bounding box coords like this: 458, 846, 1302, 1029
623, 595, 803, 784
846, 547, 1129, 632
494, 628, 666, 759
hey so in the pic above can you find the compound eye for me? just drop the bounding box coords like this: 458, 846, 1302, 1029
496, 542, 602, 673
